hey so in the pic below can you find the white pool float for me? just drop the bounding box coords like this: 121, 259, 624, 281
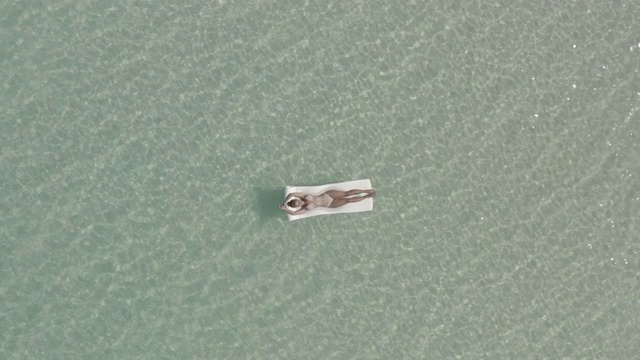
284, 179, 374, 221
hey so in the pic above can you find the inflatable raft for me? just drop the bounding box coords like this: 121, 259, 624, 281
284, 179, 374, 221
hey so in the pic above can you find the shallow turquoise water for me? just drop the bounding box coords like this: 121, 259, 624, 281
2, 1, 639, 359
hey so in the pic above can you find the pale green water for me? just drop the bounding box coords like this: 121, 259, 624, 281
2, 1, 639, 359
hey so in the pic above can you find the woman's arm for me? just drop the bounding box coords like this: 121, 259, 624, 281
279, 203, 309, 215
286, 192, 307, 200
280, 193, 309, 215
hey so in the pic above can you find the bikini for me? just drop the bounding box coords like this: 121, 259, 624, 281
304, 194, 333, 210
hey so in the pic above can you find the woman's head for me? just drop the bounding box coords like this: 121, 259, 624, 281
288, 199, 301, 208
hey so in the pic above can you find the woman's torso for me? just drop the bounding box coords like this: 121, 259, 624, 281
304, 193, 333, 209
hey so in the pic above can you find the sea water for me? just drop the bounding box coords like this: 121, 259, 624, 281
2, 1, 638, 359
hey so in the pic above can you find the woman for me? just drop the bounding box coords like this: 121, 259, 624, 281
279, 189, 376, 215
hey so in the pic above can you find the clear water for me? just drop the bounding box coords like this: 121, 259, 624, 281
2, 1, 638, 359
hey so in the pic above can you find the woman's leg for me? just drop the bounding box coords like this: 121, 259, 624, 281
324, 189, 374, 199
328, 198, 351, 208
328, 190, 375, 208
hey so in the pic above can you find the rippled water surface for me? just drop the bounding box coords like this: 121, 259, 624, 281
2, 1, 639, 359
